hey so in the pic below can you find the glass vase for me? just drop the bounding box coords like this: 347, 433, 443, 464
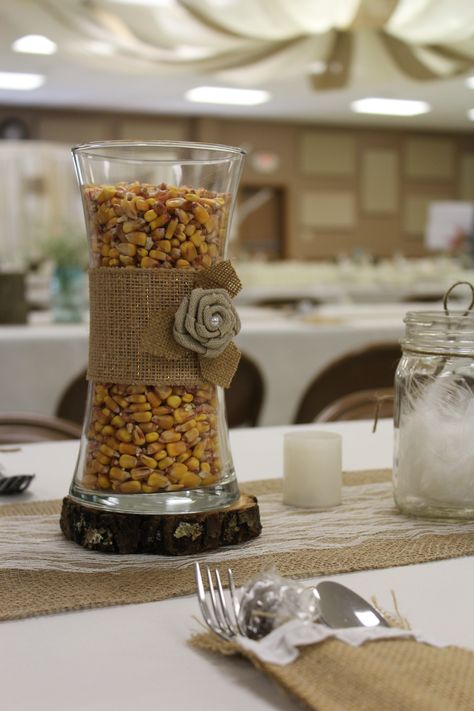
393, 309, 474, 520
69, 141, 245, 514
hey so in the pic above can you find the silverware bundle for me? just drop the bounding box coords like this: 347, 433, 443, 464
194, 563, 388, 641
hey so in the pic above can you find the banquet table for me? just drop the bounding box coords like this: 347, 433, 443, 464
1, 419, 473, 711
0, 303, 434, 426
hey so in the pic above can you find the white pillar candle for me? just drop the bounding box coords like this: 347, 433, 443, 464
283, 431, 342, 508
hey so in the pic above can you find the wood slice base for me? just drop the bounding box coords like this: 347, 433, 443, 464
60, 494, 261, 555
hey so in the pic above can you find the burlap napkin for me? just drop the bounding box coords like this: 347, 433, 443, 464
190, 632, 474, 711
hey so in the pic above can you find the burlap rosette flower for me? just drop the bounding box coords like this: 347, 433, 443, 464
173, 288, 241, 359
142, 261, 242, 388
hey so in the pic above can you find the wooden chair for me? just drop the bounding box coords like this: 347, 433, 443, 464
315, 387, 394, 423
56, 352, 265, 429
0, 413, 82, 444
56, 370, 88, 425
294, 341, 401, 424
224, 352, 265, 427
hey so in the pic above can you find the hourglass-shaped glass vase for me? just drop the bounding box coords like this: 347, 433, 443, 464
69, 141, 245, 516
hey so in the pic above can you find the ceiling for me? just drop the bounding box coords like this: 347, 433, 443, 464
0, 0, 473, 131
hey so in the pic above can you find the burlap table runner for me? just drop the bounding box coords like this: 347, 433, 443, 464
1, 469, 473, 622
190, 632, 474, 711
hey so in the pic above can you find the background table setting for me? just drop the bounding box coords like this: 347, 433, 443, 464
0, 301, 438, 426
1, 419, 474, 711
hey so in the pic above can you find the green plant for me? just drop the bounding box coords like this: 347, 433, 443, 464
41, 231, 88, 269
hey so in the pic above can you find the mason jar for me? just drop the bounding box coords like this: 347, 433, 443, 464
393, 309, 474, 520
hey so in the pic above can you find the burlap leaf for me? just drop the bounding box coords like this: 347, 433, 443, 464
195, 260, 242, 298
142, 307, 186, 359
200, 341, 241, 389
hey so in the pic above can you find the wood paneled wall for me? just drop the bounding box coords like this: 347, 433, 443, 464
1, 105, 473, 260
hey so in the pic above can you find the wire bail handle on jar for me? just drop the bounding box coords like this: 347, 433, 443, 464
443, 280, 474, 316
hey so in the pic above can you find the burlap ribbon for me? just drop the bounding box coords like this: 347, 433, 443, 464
88, 261, 242, 388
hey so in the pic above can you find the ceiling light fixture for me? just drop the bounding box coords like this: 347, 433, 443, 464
85, 41, 115, 56
350, 98, 430, 116
12, 35, 57, 55
307, 60, 327, 75
0, 72, 45, 90
108, 0, 177, 6
185, 86, 270, 106
468, 109, 474, 121
466, 76, 474, 89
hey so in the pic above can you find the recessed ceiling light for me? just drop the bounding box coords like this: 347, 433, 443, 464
185, 86, 271, 106
468, 109, 474, 121
12, 35, 57, 55
108, 0, 177, 5
85, 41, 115, 56
466, 76, 474, 89
307, 60, 327, 75
0, 72, 45, 90
174, 45, 214, 60
350, 98, 430, 116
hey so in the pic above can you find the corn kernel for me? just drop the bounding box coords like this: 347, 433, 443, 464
127, 394, 147, 404
132, 411, 152, 423
111, 415, 126, 428
156, 415, 174, 430
169, 462, 189, 479
186, 456, 200, 471
131, 467, 153, 481
158, 456, 174, 470
139, 454, 158, 469
166, 441, 188, 457
126, 231, 148, 246
184, 427, 200, 443
141, 256, 158, 268
96, 453, 111, 466
160, 429, 181, 443
166, 395, 182, 409
144, 209, 158, 222
180, 472, 202, 488
119, 480, 142, 494
116, 428, 133, 443
99, 443, 117, 458
119, 454, 138, 469
118, 442, 137, 455
109, 467, 130, 482
146, 391, 162, 408
147, 472, 169, 489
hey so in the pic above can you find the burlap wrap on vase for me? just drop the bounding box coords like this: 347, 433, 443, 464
88, 262, 242, 387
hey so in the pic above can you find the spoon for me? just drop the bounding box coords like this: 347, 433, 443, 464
314, 580, 389, 628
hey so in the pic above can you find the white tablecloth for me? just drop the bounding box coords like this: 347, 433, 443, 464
0, 304, 427, 426
1, 420, 473, 711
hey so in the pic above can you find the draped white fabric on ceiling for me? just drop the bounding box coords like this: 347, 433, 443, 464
26, 0, 474, 88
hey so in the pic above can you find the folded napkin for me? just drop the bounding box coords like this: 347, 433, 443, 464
190, 626, 474, 711
234, 619, 447, 665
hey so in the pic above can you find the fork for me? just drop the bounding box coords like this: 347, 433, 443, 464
0, 471, 35, 494
194, 562, 245, 641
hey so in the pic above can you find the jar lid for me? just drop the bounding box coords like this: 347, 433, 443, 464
402, 311, 474, 355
